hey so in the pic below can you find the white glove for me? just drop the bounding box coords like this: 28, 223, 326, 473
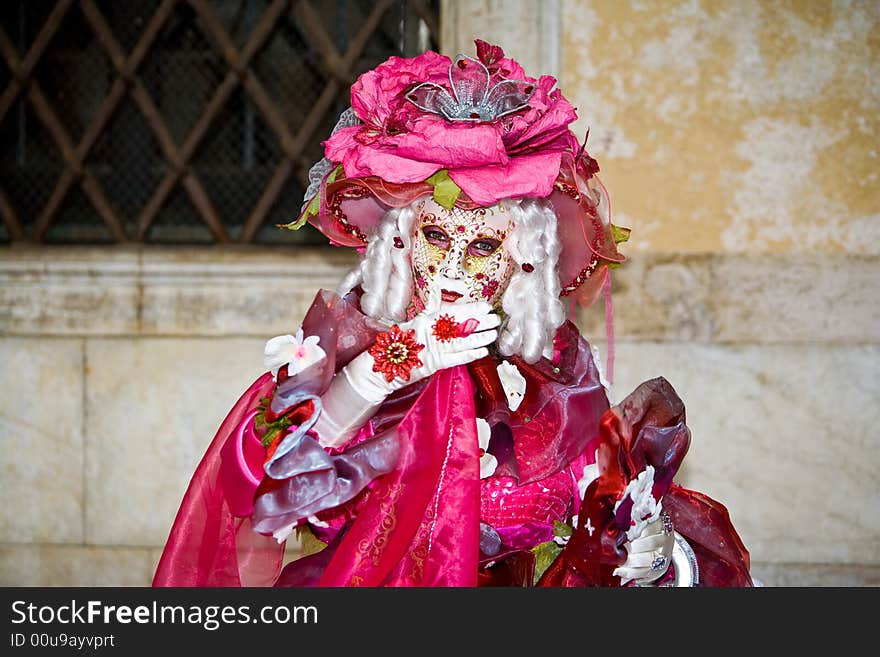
613, 510, 675, 585
342, 300, 500, 403
313, 300, 499, 447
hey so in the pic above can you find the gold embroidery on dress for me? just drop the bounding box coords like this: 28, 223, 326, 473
407, 421, 455, 582
406, 501, 436, 582
356, 482, 402, 566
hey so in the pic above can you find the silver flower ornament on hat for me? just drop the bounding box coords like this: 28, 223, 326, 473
406, 55, 535, 122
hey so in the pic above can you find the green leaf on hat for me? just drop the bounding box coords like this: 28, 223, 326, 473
426, 169, 461, 209
611, 223, 631, 244
277, 164, 343, 231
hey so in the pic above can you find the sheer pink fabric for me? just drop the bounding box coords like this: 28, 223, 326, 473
152, 373, 283, 587
318, 366, 480, 586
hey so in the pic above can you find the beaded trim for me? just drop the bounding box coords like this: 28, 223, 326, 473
327, 186, 370, 243
554, 180, 604, 296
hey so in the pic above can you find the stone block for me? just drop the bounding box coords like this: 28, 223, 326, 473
0, 338, 84, 543
710, 255, 880, 344
0, 247, 356, 338
576, 254, 878, 344
84, 337, 266, 546
575, 255, 714, 343
750, 562, 880, 587
0, 544, 154, 586
0, 249, 139, 335
608, 342, 880, 567
139, 247, 355, 336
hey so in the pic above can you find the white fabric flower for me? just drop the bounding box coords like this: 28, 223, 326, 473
613, 465, 662, 542
577, 454, 600, 501
476, 418, 497, 479
263, 329, 326, 380
271, 514, 328, 544
591, 344, 612, 400
497, 360, 526, 412
272, 521, 296, 544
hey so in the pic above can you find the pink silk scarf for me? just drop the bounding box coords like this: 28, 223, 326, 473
317, 365, 480, 586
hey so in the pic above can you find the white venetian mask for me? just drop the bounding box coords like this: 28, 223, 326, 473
409, 198, 515, 309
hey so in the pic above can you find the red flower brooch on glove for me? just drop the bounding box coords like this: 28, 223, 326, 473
431, 314, 460, 342
369, 325, 425, 382
432, 314, 480, 342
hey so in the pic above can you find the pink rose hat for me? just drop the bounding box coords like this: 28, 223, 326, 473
284, 40, 628, 308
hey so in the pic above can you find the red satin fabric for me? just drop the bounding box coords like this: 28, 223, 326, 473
539, 377, 752, 587
504, 322, 608, 485
664, 485, 753, 587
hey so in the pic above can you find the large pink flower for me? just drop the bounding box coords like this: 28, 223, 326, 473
323, 43, 579, 205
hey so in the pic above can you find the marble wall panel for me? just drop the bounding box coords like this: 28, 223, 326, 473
0, 338, 84, 544
139, 248, 355, 336
0, 544, 155, 586
608, 342, 880, 566
84, 337, 265, 546
0, 249, 140, 335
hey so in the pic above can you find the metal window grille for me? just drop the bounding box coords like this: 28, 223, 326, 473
0, 0, 439, 245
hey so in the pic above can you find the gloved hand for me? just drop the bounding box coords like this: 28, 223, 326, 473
613, 510, 675, 585
313, 300, 500, 447
342, 299, 500, 403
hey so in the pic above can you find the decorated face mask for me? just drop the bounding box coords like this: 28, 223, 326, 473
410, 197, 515, 309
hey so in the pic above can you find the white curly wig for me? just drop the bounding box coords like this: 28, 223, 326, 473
337, 196, 565, 364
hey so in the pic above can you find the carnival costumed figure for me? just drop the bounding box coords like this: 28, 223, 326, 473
153, 41, 753, 588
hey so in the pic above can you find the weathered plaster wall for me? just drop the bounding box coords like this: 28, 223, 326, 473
560, 0, 879, 255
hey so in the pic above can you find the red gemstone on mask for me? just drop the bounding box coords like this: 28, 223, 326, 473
521, 263, 535, 272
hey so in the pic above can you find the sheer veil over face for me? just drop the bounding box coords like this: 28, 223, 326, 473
409, 197, 515, 310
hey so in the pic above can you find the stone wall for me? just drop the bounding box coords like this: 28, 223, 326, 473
0, 247, 355, 585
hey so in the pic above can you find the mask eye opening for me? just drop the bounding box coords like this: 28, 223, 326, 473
422, 225, 451, 250
467, 238, 501, 257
